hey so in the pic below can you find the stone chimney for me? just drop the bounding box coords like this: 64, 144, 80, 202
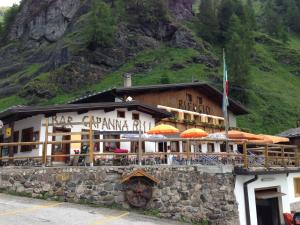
123, 73, 132, 88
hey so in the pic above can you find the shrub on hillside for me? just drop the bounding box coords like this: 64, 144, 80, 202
125, 0, 168, 27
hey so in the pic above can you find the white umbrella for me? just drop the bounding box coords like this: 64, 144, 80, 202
207, 133, 227, 140
121, 133, 166, 140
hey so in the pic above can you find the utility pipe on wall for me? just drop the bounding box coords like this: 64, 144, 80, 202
244, 175, 258, 225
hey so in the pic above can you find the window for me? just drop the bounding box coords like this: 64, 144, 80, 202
131, 141, 145, 153
21, 127, 34, 152
0, 135, 8, 157
81, 129, 100, 153
207, 143, 215, 153
117, 110, 125, 118
33, 131, 40, 149
186, 93, 192, 102
197, 96, 203, 105
132, 113, 139, 120
170, 141, 179, 152
13, 131, 19, 154
103, 135, 120, 152
184, 113, 190, 120
294, 178, 300, 197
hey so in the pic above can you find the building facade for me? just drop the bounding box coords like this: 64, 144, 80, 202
70, 82, 249, 133
235, 169, 300, 225
0, 102, 171, 163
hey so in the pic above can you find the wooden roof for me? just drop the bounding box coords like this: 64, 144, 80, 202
0, 102, 172, 123
70, 82, 249, 115
121, 169, 160, 184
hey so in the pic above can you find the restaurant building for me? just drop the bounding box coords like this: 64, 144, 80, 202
71, 81, 249, 133
70, 80, 248, 153
0, 102, 171, 163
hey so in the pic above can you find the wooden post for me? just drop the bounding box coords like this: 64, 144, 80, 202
264, 145, 269, 168
8, 122, 15, 165
281, 147, 285, 167
42, 118, 49, 166
243, 141, 248, 168
138, 121, 142, 166
187, 139, 190, 164
296, 146, 300, 167
89, 116, 94, 167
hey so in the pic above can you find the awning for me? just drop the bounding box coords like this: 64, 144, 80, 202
255, 190, 286, 200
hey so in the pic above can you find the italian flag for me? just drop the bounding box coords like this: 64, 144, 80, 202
222, 50, 229, 114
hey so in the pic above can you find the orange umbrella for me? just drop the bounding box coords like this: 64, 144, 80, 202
180, 128, 208, 138
147, 124, 179, 135
258, 134, 289, 144
224, 130, 264, 140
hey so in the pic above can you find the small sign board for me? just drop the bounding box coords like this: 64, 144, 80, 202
5, 127, 11, 138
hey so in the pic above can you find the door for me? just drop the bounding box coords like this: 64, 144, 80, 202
52, 127, 70, 163
256, 188, 282, 225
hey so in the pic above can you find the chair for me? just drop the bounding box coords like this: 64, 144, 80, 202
293, 212, 300, 225
283, 213, 293, 225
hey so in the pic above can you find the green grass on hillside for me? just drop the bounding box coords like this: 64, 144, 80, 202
237, 35, 300, 134
0, 95, 27, 111
47, 47, 212, 104
0, 31, 300, 135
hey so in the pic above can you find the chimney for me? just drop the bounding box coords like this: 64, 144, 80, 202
123, 73, 132, 88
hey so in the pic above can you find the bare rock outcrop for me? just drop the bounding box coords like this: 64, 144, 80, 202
168, 0, 195, 20
9, 0, 81, 43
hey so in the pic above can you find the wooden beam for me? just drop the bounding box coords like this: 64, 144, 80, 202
42, 118, 49, 166
89, 115, 94, 167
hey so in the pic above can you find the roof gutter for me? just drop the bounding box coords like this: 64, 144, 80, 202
244, 175, 258, 225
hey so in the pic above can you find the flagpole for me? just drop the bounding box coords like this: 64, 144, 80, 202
223, 49, 230, 153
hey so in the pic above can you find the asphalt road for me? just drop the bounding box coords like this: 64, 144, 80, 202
0, 193, 189, 225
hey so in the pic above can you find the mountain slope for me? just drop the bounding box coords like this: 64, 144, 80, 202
0, 0, 299, 135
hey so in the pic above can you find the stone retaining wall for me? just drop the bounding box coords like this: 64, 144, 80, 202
0, 166, 239, 225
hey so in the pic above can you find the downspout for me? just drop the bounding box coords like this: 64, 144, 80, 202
244, 175, 258, 225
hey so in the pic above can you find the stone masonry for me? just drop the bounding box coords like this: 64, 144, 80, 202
0, 166, 240, 225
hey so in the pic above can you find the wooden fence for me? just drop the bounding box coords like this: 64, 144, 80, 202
0, 117, 299, 168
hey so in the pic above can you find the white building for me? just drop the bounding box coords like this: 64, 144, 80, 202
235, 168, 300, 225
0, 102, 171, 164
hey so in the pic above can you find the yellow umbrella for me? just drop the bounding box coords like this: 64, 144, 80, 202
180, 128, 208, 138
258, 134, 289, 144
147, 124, 179, 135
224, 130, 264, 140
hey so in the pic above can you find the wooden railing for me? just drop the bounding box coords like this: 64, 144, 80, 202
0, 137, 299, 168
0, 117, 299, 168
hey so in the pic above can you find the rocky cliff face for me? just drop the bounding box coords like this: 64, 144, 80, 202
9, 0, 82, 44
168, 0, 195, 20
0, 0, 217, 104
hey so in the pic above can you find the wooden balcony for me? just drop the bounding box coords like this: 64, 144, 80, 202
0, 137, 299, 170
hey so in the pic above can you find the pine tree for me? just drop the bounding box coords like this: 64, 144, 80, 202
245, 0, 256, 30
286, 0, 300, 33
197, 0, 219, 43
218, 0, 235, 44
0, 4, 19, 43
226, 14, 252, 104
84, 0, 116, 49
261, 0, 286, 40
